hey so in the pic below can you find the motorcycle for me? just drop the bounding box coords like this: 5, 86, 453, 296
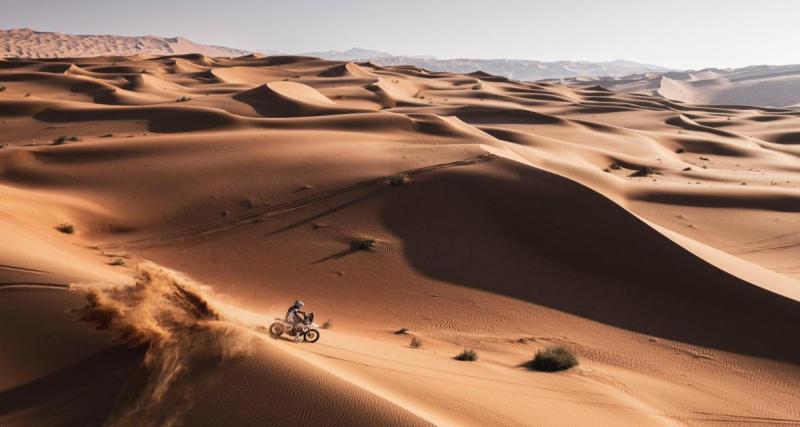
269, 312, 320, 343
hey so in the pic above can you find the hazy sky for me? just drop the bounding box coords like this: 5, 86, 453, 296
2, 0, 797, 69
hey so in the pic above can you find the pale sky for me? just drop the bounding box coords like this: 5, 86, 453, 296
2, 0, 797, 69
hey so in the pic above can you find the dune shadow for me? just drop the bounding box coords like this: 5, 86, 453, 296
0, 345, 144, 425
312, 242, 371, 264
380, 161, 800, 363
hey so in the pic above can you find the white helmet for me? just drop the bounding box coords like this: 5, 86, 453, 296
294, 300, 304, 307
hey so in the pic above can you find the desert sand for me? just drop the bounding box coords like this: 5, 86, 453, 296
0, 28, 249, 59
565, 65, 800, 109
0, 53, 799, 427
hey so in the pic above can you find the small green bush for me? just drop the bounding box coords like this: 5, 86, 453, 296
55, 223, 74, 234
454, 348, 478, 361
528, 346, 578, 372
409, 337, 422, 348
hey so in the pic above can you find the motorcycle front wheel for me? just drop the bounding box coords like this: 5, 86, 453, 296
304, 329, 320, 343
268, 322, 284, 338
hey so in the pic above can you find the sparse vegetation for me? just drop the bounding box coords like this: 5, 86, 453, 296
55, 223, 75, 234
675, 148, 685, 153
176, 96, 191, 102
110, 257, 126, 266
395, 327, 411, 335
409, 337, 423, 348
526, 346, 578, 372
52, 135, 80, 145
355, 238, 376, 250
629, 166, 655, 177
0, 85, 5, 92
454, 348, 478, 361
321, 320, 332, 329
608, 162, 622, 170
390, 174, 410, 186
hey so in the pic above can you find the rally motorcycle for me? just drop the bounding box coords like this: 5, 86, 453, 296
268, 312, 320, 343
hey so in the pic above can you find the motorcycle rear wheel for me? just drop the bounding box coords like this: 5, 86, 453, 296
268, 322, 284, 338
304, 329, 320, 343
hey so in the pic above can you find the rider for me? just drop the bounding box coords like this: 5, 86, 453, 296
286, 300, 306, 341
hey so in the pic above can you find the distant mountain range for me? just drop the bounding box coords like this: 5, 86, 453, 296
293, 47, 672, 81
0, 28, 251, 58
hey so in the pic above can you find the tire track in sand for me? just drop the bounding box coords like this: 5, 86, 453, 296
100, 153, 496, 250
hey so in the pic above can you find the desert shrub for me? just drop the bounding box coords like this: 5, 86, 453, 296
176, 96, 191, 102
409, 337, 422, 348
52, 135, 80, 145
55, 223, 74, 234
629, 166, 655, 177
527, 346, 578, 372
390, 174, 410, 186
454, 348, 478, 361
355, 238, 376, 250
110, 258, 126, 266
394, 327, 411, 335
0, 85, 5, 92
321, 320, 332, 329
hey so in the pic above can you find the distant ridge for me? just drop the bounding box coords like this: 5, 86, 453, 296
0, 28, 251, 58
561, 64, 800, 108
292, 47, 671, 81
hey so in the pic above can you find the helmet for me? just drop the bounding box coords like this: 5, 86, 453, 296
294, 300, 304, 308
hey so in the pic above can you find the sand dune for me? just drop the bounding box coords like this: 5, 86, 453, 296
0, 28, 249, 59
1, 53, 799, 426
565, 64, 800, 108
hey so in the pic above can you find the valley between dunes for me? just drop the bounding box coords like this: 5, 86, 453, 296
0, 54, 799, 426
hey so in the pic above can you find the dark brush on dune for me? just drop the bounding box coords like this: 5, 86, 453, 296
55, 223, 74, 234
629, 166, 656, 177
454, 349, 478, 361
526, 346, 578, 372
52, 135, 80, 145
